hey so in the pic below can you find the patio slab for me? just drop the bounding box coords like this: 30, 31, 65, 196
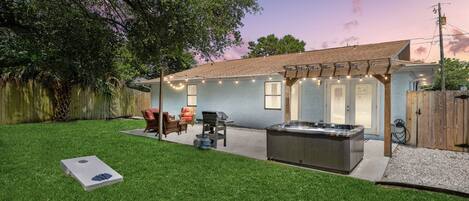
121, 125, 394, 182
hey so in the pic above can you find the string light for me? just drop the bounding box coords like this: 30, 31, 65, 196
218, 80, 222, 85
312, 77, 317, 81
346, 75, 351, 79
185, 78, 188, 82
329, 76, 333, 80
359, 77, 363, 82
384, 76, 388, 80
252, 79, 256, 83
337, 79, 341, 83
282, 80, 286, 83
268, 77, 273, 80
234, 80, 239, 84
317, 80, 321, 86
201, 80, 205, 84
169, 82, 185, 90
302, 77, 306, 81
299, 80, 303, 84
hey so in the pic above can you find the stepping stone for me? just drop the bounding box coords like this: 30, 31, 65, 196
61, 156, 123, 191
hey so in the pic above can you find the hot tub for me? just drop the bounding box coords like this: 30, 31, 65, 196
266, 121, 364, 174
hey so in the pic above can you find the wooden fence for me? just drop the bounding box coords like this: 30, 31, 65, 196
0, 80, 150, 124
406, 91, 469, 152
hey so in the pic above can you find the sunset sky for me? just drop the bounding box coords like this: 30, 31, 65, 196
215, 0, 469, 63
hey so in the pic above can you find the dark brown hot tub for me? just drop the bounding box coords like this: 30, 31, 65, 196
266, 121, 364, 174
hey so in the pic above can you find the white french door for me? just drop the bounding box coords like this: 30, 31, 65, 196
325, 79, 378, 134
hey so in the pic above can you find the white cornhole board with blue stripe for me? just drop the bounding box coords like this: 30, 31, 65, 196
61, 156, 123, 191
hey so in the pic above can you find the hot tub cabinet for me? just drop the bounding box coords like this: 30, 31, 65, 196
266, 121, 364, 174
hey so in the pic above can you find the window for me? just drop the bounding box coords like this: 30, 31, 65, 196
265, 81, 282, 110
187, 85, 197, 106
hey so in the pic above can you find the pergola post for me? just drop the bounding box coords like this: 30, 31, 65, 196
373, 74, 392, 157
158, 68, 164, 141
284, 78, 298, 122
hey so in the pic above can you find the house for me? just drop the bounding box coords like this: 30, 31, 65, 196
141, 40, 437, 138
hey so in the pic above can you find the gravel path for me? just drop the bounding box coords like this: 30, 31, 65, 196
381, 145, 469, 194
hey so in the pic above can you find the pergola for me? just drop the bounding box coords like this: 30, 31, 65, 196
282, 58, 412, 157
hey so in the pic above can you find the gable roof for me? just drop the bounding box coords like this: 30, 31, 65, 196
143, 40, 411, 83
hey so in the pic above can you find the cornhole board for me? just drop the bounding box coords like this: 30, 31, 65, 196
61, 156, 123, 191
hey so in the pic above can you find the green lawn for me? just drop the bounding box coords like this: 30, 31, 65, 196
0, 120, 463, 201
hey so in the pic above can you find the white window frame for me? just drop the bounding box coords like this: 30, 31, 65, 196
187, 84, 197, 106
264, 81, 282, 110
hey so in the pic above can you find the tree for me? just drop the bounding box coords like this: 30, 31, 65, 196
1, 0, 260, 121
245, 34, 305, 58
431, 58, 469, 90
1, 0, 121, 120
77, 0, 260, 68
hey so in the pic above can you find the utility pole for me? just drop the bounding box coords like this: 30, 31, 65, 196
436, 3, 446, 91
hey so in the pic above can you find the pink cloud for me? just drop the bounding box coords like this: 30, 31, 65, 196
340, 36, 359, 45
344, 20, 359, 31
352, 0, 362, 15
321, 41, 337, 49
415, 46, 427, 55
195, 39, 249, 64
447, 29, 469, 55
321, 42, 329, 49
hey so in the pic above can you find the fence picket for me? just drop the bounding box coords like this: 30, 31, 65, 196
0, 81, 150, 124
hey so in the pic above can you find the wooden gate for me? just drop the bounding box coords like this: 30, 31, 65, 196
406, 91, 469, 152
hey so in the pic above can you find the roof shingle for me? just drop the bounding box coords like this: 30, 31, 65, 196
144, 40, 410, 83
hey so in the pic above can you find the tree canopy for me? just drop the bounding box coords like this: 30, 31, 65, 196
431, 58, 469, 90
0, 0, 260, 120
245, 34, 305, 58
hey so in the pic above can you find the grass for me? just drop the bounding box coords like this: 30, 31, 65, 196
0, 120, 464, 201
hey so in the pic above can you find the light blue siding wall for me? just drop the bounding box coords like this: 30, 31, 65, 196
151, 84, 187, 116
376, 72, 415, 135
151, 76, 284, 129
151, 72, 415, 135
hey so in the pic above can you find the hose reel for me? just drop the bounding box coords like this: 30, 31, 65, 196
392, 118, 410, 144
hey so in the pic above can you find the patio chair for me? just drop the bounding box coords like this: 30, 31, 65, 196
154, 111, 184, 137
179, 107, 196, 126
202, 111, 230, 148
142, 108, 159, 133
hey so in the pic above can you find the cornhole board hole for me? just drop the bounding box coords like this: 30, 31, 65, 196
61, 156, 123, 191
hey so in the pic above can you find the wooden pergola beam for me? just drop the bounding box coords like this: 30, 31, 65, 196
373, 74, 392, 157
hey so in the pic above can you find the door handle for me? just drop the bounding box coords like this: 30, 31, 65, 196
346, 105, 350, 112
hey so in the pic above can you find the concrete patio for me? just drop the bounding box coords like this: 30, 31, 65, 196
122, 124, 397, 182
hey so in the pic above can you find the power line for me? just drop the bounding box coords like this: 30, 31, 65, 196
447, 23, 469, 34
424, 23, 439, 61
